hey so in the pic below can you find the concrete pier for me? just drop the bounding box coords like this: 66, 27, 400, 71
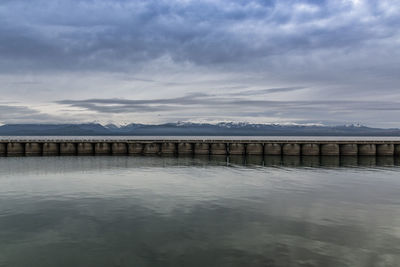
302, 144, 320, 156
358, 144, 376, 156
229, 143, 245, 155
282, 144, 300, 156
143, 143, 159, 154
210, 143, 227, 155
25, 143, 42, 156
321, 144, 340, 156
0, 143, 6, 156
60, 143, 76, 155
178, 143, 193, 154
264, 143, 281, 155
161, 143, 176, 154
128, 143, 143, 154
246, 143, 263, 155
95, 143, 111, 155
194, 143, 209, 155
395, 145, 400, 157
7, 143, 24, 156
77, 143, 93, 155
112, 143, 127, 155
376, 144, 394, 156
43, 143, 59, 156
1, 139, 400, 158
340, 144, 358, 156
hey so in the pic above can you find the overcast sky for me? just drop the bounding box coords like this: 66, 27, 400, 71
0, 0, 399, 127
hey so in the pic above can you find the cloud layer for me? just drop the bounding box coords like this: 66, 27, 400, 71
0, 0, 399, 127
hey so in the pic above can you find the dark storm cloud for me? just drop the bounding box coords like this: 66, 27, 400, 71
0, 0, 399, 71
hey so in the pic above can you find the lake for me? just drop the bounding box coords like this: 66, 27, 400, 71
0, 155, 400, 267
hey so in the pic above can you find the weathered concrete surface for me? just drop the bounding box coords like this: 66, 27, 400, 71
25, 143, 42, 156
128, 143, 143, 154
302, 144, 320, 156
264, 144, 282, 155
0, 143, 6, 156
161, 143, 176, 154
1, 139, 400, 157
43, 143, 59, 156
246, 143, 263, 155
229, 143, 245, 155
178, 143, 193, 154
95, 143, 111, 155
77, 143, 94, 155
340, 144, 358, 156
194, 143, 209, 155
282, 144, 300, 156
358, 144, 376, 156
60, 143, 76, 155
210, 143, 227, 155
112, 143, 127, 155
376, 144, 394, 156
143, 143, 160, 154
320, 144, 340, 156
7, 143, 24, 156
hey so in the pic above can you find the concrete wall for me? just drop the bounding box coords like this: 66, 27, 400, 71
282, 144, 300, 156
143, 143, 159, 154
7, 143, 24, 156
112, 143, 127, 155
264, 144, 281, 155
320, 144, 340, 156
178, 143, 193, 154
302, 144, 320, 156
194, 143, 209, 155
60, 143, 76, 155
1, 141, 400, 158
229, 143, 245, 155
358, 144, 376, 156
210, 143, 227, 155
0, 143, 6, 156
246, 143, 263, 155
25, 143, 42, 156
43, 143, 59, 156
340, 144, 358, 156
77, 143, 94, 155
95, 143, 111, 155
128, 143, 143, 154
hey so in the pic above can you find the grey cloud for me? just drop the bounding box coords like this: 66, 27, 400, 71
229, 87, 307, 96
56, 94, 400, 127
1, 0, 400, 127
0, 0, 399, 71
0, 105, 57, 123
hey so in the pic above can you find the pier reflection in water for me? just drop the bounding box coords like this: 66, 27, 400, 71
0, 156, 400, 267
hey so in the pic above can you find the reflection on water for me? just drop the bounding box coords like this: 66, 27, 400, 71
0, 156, 400, 267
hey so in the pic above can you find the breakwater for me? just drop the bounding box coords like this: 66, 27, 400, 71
1, 139, 400, 157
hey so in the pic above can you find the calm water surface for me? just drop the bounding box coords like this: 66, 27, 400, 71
1, 156, 400, 267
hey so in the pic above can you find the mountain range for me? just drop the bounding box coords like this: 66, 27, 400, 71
0, 122, 399, 136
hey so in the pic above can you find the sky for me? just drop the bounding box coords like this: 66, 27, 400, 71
0, 0, 399, 127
